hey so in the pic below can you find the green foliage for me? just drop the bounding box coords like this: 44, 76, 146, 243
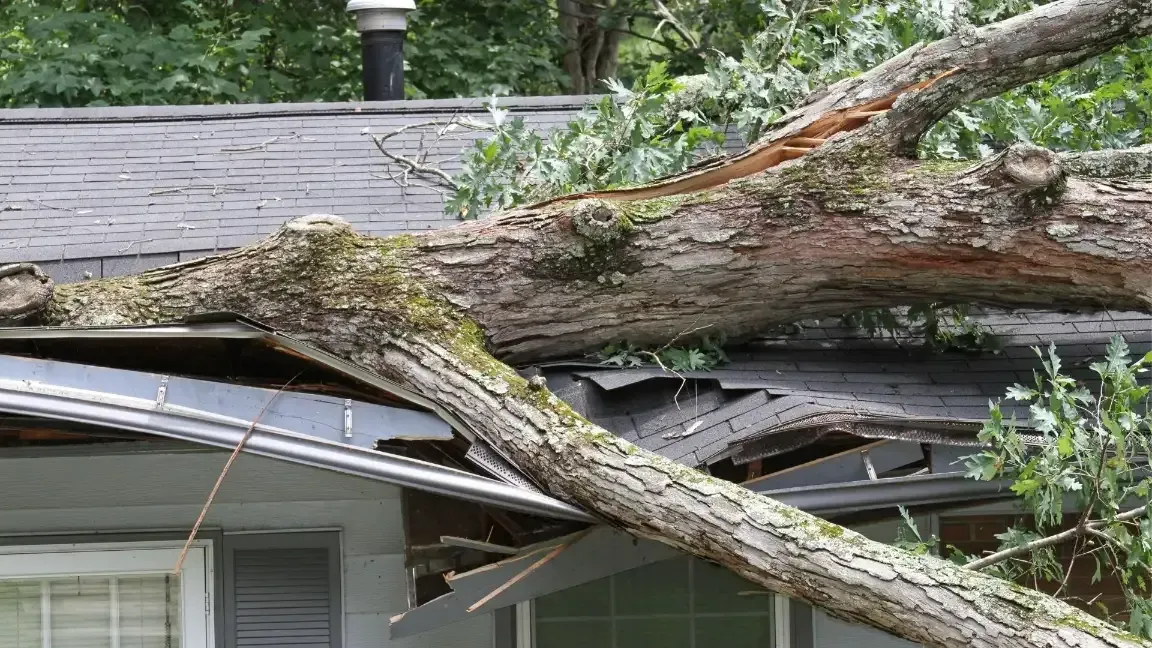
966, 337, 1152, 632
893, 506, 940, 556
447, 63, 724, 218
838, 303, 1001, 353
0, 0, 365, 107
0, 0, 569, 107
405, 0, 567, 99
596, 335, 729, 372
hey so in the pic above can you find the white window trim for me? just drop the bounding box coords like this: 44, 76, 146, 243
0, 540, 215, 648
515, 600, 533, 648
774, 595, 791, 648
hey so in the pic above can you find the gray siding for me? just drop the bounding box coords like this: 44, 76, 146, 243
0, 447, 492, 648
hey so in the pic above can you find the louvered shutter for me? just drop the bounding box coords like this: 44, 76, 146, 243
223, 534, 341, 648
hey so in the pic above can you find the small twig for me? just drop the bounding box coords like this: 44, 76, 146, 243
370, 134, 461, 190
149, 184, 247, 196
220, 136, 281, 153
651, 0, 698, 48
173, 373, 302, 573
33, 199, 74, 212
117, 239, 154, 253
966, 505, 1147, 571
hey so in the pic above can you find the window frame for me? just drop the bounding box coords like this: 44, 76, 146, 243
523, 556, 790, 648
0, 539, 215, 648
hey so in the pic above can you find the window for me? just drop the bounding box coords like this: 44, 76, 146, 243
532, 556, 777, 648
0, 542, 213, 648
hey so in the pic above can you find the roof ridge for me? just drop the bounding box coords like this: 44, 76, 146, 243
0, 95, 600, 125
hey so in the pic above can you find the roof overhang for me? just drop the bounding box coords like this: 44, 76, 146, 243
0, 318, 594, 523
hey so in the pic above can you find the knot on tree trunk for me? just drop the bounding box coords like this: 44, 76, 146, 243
571, 199, 631, 244
963, 144, 1067, 211
0, 263, 53, 324
283, 214, 354, 236
1001, 144, 1065, 189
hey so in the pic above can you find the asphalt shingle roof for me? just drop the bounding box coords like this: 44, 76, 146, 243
0, 96, 593, 282
540, 310, 1152, 467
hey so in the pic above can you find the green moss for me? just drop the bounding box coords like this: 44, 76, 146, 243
914, 158, 970, 175
814, 519, 846, 538
618, 194, 688, 225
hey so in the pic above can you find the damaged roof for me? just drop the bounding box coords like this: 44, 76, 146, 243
536, 310, 1152, 469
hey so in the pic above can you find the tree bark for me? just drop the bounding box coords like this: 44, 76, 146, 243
15, 1, 1152, 647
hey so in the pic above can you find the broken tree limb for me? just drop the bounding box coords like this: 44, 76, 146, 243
11, 1, 1152, 647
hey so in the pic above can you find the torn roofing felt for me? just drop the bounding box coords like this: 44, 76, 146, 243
534, 310, 1152, 469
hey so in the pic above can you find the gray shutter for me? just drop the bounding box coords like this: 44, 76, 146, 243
224, 533, 342, 648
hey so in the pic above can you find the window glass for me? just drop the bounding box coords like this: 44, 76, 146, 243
534, 557, 774, 648
0, 575, 181, 648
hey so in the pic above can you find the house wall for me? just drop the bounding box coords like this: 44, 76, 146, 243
0, 444, 493, 648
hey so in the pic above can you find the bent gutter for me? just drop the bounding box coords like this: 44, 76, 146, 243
0, 379, 595, 523
760, 471, 1016, 515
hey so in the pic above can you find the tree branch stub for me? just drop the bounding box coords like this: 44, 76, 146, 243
0, 263, 54, 323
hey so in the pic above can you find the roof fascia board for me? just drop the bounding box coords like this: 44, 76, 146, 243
0, 354, 452, 449
0, 364, 593, 523
390, 526, 679, 638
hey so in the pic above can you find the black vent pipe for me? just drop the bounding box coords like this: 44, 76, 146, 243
346, 0, 414, 101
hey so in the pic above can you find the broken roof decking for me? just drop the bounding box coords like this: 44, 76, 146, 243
542, 310, 1152, 468
0, 96, 591, 278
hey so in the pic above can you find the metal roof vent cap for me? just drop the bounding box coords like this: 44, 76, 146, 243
346, 0, 416, 101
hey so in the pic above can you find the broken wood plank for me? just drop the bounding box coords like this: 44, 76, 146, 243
465, 530, 587, 612
441, 535, 520, 555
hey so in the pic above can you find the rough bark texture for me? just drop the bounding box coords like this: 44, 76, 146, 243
16, 1, 1152, 647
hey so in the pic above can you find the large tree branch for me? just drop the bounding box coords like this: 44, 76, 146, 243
10, 2, 1152, 647
36, 214, 1149, 648
525, 0, 1151, 208
412, 141, 1152, 361
765, 0, 1152, 154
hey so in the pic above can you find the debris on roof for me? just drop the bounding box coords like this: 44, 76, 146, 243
0, 97, 591, 277
534, 309, 1151, 478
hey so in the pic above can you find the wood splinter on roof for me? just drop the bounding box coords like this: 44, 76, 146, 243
529, 68, 959, 207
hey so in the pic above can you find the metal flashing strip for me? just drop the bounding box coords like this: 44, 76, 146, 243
0, 315, 541, 491
0, 321, 264, 340
0, 362, 593, 523
757, 471, 1016, 515
0, 354, 452, 450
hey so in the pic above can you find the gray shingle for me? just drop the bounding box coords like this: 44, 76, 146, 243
0, 97, 595, 263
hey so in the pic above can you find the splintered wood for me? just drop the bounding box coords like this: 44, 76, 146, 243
532, 68, 958, 206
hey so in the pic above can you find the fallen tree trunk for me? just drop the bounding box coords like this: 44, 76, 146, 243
11, 1, 1152, 646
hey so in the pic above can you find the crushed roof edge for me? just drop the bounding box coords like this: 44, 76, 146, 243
0, 94, 601, 125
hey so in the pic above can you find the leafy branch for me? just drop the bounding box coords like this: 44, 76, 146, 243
958, 337, 1152, 634
596, 335, 729, 372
